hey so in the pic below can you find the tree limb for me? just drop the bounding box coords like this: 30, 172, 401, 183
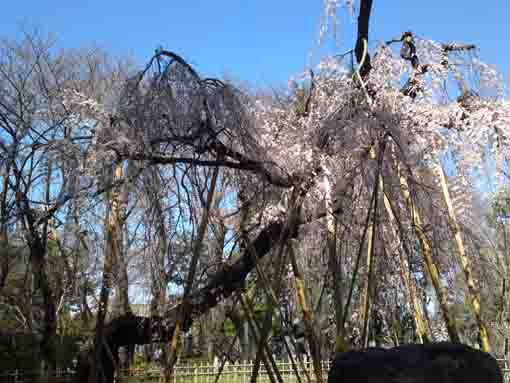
355, 0, 374, 78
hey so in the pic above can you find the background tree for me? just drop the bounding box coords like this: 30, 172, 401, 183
1, 2, 510, 383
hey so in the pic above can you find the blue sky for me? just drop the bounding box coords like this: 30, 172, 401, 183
2, 1, 509, 87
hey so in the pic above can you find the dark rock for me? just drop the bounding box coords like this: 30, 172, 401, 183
328, 342, 502, 383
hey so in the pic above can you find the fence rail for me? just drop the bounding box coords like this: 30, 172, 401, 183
0, 368, 74, 383
3, 359, 510, 383
0, 360, 327, 383
129, 360, 330, 383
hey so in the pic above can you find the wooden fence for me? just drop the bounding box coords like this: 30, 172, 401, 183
0, 360, 327, 383
124, 359, 331, 383
0, 368, 74, 383
2, 359, 510, 383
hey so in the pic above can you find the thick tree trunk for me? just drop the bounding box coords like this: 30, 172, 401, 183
15, 190, 58, 380
93, 219, 116, 383
92, 160, 125, 383
111, 162, 131, 318
77, 171, 315, 383
31, 240, 58, 380
355, 0, 374, 79
77, 314, 172, 383
77, 209, 303, 383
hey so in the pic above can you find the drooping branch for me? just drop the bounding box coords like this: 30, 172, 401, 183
117, 48, 299, 190
136, 49, 201, 85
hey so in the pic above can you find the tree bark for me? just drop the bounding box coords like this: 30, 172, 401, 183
15, 190, 58, 380
111, 162, 131, 318
31, 238, 58, 379
92, 160, 125, 383
77, 171, 318, 383
355, 0, 374, 79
